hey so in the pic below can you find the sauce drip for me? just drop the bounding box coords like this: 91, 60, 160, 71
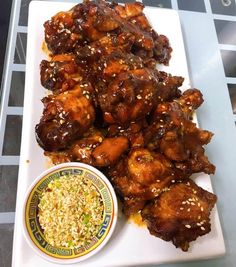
128, 212, 146, 227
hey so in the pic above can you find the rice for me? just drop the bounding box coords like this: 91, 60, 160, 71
38, 174, 104, 248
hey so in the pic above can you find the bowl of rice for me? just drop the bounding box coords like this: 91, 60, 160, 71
23, 162, 118, 264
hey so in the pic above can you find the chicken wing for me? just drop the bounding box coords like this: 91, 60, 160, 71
36, 84, 95, 151
98, 68, 159, 124
141, 180, 217, 251
40, 54, 80, 92
109, 148, 185, 215
45, 128, 129, 167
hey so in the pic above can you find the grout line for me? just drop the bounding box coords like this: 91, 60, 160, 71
15, 34, 26, 64
226, 77, 236, 84
171, 0, 178, 10
12, 64, 26, 71
204, 0, 212, 14
0, 212, 15, 224
0, 156, 20, 165
213, 14, 236, 21
219, 44, 236, 51
17, 26, 27, 33
6, 107, 23, 115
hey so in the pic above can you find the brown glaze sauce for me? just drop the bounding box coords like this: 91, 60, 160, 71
41, 41, 52, 59
128, 212, 146, 227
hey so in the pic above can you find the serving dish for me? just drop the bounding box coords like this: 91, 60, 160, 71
23, 162, 117, 264
12, 2, 225, 266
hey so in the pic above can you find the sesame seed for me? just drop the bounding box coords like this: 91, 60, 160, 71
185, 224, 191, 229
201, 226, 205, 231
201, 207, 204, 212
136, 95, 142, 100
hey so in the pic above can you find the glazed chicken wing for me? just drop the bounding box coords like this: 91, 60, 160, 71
45, 128, 129, 167
36, 84, 95, 151
44, 10, 84, 54
153, 89, 215, 175
141, 180, 217, 251
40, 54, 80, 92
45, 127, 104, 164
99, 68, 159, 124
109, 148, 185, 215
113, 1, 172, 64
107, 119, 147, 148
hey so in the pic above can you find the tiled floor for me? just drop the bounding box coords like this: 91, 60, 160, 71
9, 72, 25, 107
0, 166, 18, 212
1, 0, 236, 266
142, 0, 172, 8
210, 0, 236, 15
14, 33, 27, 65
221, 50, 236, 77
177, 0, 206, 12
2, 115, 22, 156
0, 224, 14, 267
214, 19, 236, 45
228, 84, 236, 114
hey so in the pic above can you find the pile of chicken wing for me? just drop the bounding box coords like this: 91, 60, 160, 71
36, 0, 217, 251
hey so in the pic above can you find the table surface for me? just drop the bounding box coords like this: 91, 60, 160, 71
0, 0, 236, 267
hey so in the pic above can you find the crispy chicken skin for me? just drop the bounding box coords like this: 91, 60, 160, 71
37, 0, 218, 251
141, 180, 217, 251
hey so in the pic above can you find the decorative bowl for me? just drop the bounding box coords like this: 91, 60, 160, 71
23, 162, 118, 264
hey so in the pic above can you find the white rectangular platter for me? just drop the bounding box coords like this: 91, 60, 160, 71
12, 1, 225, 266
